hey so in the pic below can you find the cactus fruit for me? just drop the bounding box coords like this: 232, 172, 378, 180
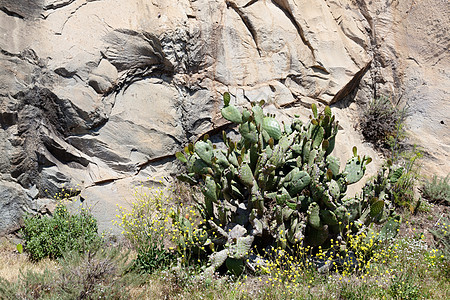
175, 151, 187, 163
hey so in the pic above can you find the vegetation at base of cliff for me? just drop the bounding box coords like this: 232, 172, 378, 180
359, 95, 423, 212
20, 201, 101, 261
421, 174, 450, 206
1, 97, 449, 299
358, 96, 409, 152
1, 207, 449, 299
0, 245, 139, 299
389, 147, 423, 211
171, 96, 408, 277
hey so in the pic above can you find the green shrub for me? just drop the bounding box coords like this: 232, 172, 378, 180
359, 96, 408, 151
390, 149, 422, 211
115, 187, 203, 273
132, 241, 175, 274
359, 96, 422, 211
176, 95, 399, 275
361, 147, 422, 212
421, 175, 450, 205
54, 247, 136, 299
21, 203, 101, 261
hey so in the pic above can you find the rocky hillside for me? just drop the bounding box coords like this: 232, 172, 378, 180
0, 0, 448, 234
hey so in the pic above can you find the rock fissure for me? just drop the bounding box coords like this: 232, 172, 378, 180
56, 0, 103, 35
330, 60, 372, 104
271, 0, 316, 60
135, 154, 176, 176
0, 48, 19, 58
0, 48, 44, 67
44, 0, 77, 10
243, 0, 259, 8
88, 177, 123, 187
0, 6, 24, 19
226, 0, 262, 57
354, 0, 381, 99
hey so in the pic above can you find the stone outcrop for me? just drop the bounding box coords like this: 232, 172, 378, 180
357, 0, 449, 174
0, 0, 448, 234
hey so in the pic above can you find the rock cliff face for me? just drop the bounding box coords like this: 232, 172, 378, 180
0, 0, 448, 234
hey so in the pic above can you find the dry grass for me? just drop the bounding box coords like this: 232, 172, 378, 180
0, 237, 58, 282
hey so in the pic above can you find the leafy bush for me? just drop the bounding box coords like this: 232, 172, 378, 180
176, 94, 400, 275
421, 175, 450, 205
115, 188, 174, 273
359, 96, 408, 151
132, 242, 174, 274
115, 186, 207, 273
21, 203, 101, 261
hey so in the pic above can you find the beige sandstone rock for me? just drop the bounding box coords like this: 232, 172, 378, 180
360, 0, 449, 177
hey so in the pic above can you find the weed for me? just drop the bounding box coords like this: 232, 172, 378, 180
339, 281, 370, 300
430, 217, 450, 278
421, 174, 450, 205
391, 148, 422, 211
359, 96, 409, 152
388, 272, 420, 300
55, 247, 135, 299
132, 242, 174, 274
0, 246, 140, 299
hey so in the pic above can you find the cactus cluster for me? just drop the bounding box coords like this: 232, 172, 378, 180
176, 93, 396, 273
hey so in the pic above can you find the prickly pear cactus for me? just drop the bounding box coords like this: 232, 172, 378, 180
176, 92, 396, 273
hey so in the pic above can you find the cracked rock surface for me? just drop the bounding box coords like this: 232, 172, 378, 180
0, 0, 448, 234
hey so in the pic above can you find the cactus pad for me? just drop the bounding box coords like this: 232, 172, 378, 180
307, 202, 321, 229
289, 171, 311, 196
344, 157, 365, 184
195, 141, 213, 164
221, 105, 243, 124
262, 117, 282, 140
